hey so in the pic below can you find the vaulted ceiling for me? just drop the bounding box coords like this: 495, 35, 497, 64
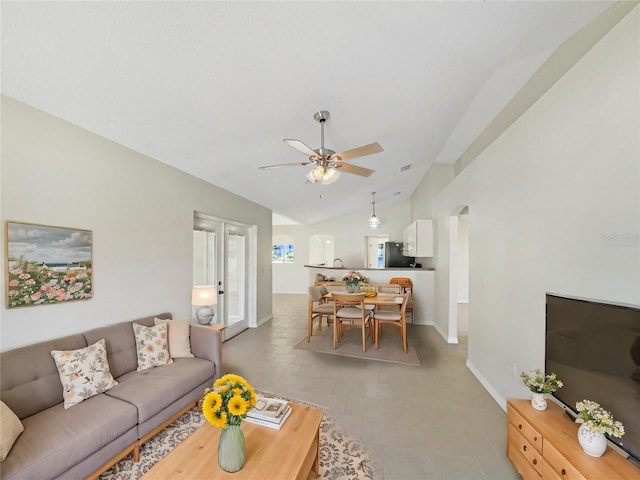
1, 1, 614, 224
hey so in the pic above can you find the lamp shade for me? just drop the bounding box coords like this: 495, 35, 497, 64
191, 286, 217, 306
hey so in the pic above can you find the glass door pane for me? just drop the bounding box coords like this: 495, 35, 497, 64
224, 226, 248, 338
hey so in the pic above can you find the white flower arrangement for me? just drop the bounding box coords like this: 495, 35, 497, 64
520, 369, 563, 394
575, 400, 625, 438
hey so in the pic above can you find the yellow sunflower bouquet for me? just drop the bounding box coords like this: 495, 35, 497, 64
202, 373, 257, 429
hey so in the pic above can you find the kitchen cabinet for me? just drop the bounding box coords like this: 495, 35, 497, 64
403, 220, 433, 257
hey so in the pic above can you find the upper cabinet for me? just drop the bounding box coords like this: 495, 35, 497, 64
403, 220, 433, 257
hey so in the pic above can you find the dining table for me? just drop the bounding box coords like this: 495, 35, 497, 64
325, 291, 404, 307
325, 291, 404, 346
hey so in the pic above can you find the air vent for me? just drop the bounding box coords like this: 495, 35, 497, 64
400, 164, 411, 172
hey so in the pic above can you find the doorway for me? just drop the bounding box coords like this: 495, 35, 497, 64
447, 205, 470, 344
193, 213, 253, 340
364, 235, 389, 268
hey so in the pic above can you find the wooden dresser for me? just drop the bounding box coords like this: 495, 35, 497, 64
507, 398, 640, 480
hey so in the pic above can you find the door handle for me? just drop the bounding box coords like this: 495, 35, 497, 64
218, 290, 224, 295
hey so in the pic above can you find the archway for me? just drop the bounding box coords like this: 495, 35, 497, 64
447, 205, 469, 344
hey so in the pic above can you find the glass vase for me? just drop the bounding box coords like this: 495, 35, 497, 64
346, 282, 358, 293
218, 424, 246, 472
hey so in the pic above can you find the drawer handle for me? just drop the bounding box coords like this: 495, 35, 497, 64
523, 445, 527, 452
561, 469, 566, 475
533, 436, 538, 441
518, 424, 523, 430
533, 459, 537, 465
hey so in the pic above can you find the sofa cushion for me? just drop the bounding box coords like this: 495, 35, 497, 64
106, 357, 214, 422
0, 401, 24, 462
83, 314, 171, 378
51, 339, 118, 409
0, 334, 87, 419
154, 317, 194, 358
133, 323, 173, 371
0, 394, 137, 480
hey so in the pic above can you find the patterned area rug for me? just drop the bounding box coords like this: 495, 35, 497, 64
99, 394, 383, 480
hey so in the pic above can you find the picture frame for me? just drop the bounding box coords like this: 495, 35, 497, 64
5, 221, 93, 308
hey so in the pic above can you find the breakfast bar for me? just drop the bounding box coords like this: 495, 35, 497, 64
305, 265, 434, 326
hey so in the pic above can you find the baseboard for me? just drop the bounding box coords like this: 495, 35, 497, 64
466, 358, 507, 412
431, 321, 459, 344
256, 314, 273, 327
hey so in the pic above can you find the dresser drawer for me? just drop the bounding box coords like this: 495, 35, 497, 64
508, 440, 542, 480
508, 423, 543, 475
508, 404, 543, 454
542, 459, 563, 480
543, 441, 586, 480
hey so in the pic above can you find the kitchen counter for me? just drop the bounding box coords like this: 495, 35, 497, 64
304, 264, 434, 271
305, 266, 434, 325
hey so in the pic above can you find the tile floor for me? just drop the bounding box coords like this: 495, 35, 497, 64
221, 294, 520, 480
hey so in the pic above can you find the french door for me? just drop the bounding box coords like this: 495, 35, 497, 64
193, 215, 250, 340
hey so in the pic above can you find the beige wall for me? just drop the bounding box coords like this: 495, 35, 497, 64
1, 96, 273, 350
412, 7, 640, 408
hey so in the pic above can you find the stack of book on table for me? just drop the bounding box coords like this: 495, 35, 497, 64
245, 395, 291, 430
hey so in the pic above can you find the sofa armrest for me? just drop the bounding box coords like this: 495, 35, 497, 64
190, 324, 222, 378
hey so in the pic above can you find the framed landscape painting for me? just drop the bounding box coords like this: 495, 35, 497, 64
5, 221, 93, 308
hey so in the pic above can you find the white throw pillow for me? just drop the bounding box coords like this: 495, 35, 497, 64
51, 339, 118, 409
0, 401, 24, 462
133, 322, 173, 371
154, 317, 194, 358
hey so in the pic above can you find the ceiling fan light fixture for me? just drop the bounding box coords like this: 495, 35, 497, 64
305, 170, 317, 183
321, 167, 340, 185
368, 192, 381, 229
311, 165, 325, 181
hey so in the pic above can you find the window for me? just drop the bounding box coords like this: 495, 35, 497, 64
272, 244, 294, 263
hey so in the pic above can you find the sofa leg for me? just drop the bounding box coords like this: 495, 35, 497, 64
133, 443, 140, 463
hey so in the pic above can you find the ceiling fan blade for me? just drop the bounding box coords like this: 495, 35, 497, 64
336, 162, 375, 177
333, 142, 383, 161
283, 139, 318, 158
259, 161, 312, 170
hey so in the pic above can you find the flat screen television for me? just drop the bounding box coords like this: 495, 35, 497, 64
545, 293, 640, 467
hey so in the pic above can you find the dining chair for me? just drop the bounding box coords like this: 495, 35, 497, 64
308, 286, 334, 342
317, 284, 330, 298
332, 293, 372, 352
373, 293, 409, 354
389, 277, 414, 323
377, 284, 402, 294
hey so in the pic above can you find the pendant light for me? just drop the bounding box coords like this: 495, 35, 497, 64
368, 192, 381, 229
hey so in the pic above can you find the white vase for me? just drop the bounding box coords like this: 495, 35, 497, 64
577, 423, 607, 457
531, 393, 547, 411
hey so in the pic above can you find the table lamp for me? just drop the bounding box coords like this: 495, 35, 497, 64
191, 286, 217, 325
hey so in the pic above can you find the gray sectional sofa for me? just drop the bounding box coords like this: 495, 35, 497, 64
0, 313, 221, 480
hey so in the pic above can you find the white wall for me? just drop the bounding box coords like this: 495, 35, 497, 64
426, 8, 640, 408
1, 97, 273, 350
273, 200, 412, 294
457, 214, 469, 303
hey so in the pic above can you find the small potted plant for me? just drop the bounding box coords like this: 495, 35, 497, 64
520, 369, 563, 411
575, 399, 624, 457
342, 271, 366, 293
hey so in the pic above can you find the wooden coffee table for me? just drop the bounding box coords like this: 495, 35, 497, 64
142, 402, 323, 480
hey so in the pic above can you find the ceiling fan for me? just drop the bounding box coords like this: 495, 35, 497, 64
259, 110, 383, 185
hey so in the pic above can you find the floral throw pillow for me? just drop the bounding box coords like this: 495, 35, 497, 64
133, 322, 173, 372
51, 339, 118, 409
